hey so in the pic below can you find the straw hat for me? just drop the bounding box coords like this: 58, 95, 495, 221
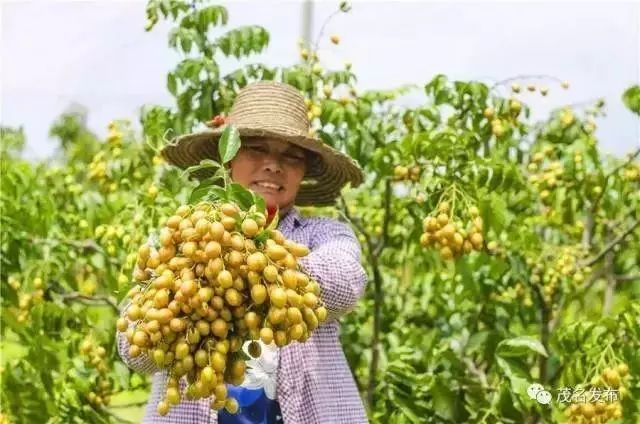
161, 81, 364, 206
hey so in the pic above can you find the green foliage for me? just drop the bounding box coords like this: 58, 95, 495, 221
623, 85, 640, 115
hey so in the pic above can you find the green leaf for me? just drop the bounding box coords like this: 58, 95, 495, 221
182, 159, 221, 177
218, 125, 241, 164
167, 72, 177, 96
215, 26, 269, 58
496, 336, 548, 358
430, 377, 456, 421
189, 179, 216, 203
253, 192, 266, 214
228, 183, 254, 211
206, 186, 228, 202
495, 356, 534, 401
113, 361, 130, 390
622, 85, 640, 115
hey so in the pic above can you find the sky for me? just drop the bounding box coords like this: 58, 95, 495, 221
1, 0, 639, 161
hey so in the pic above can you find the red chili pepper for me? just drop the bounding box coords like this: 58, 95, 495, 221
266, 205, 278, 225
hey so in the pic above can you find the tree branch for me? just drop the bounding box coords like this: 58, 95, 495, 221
60, 292, 120, 313
463, 357, 489, 390
580, 218, 640, 267
339, 194, 383, 411
373, 179, 392, 257
30, 235, 120, 265
614, 274, 640, 282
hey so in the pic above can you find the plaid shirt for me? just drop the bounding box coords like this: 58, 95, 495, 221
116, 208, 369, 423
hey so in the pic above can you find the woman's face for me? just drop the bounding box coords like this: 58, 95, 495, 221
230, 137, 307, 213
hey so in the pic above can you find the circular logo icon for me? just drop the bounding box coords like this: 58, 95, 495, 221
536, 390, 552, 405
527, 383, 545, 400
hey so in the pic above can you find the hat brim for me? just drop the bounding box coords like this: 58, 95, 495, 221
160, 126, 364, 207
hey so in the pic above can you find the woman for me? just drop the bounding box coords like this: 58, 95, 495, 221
117, 81, 369, 423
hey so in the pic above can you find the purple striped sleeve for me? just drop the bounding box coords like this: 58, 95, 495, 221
297, 218, 368, 321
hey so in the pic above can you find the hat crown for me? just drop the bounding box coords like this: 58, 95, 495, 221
226, 81, 310, 136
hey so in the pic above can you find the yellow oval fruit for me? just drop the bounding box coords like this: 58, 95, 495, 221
263, 265, 278, 283
616, 363, 629, 377
260, 327, 274, 345
244, 311, 261, 329
267, 244, 288, 261
157, 400, 169, 416
152, 349, 165, 367
286, 307, 303, 324
211, 319, 228, 339
303, 292, 318, 308
116, 317, 129, 332
221, 216, 236, 231
270, 287, 287, 308
315, 306, 328, 322
470, 233, 483, 249
208, 222, 225, 241
217, 270, 233, 289
248, 284, 266, 305
227, 250, 244, 268
268, 307, 286, 325
274, 330, 288, 347
282, 269, 299, 289
175, 342, 190, 360
288, 324, 303, 341
242, 219, 259, 237
289, 243, 310, 257
221, 203, 238, 217
247, 252, 267, 272
132, 331, 149, 347
194, 349, 208, 368
165, 387, 180, 405
205, 241, 222, 259
225, 288, 243, 307
225, 397, 239, 414
287, 289, 302, 308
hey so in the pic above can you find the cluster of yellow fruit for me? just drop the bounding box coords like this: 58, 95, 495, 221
490, 281, 533, 308
79, 338, 112, 408
419, 203, 485, 260
560, 108, 576, 128
622, 162, 640, 182
88, 153, 108, 181
117, 202, 327, 415
527, 145, 567, 202
95, 224, 138, 256
564, 364, 630, 423
7, 276, 44, 323
482, 106, 505, 138
529, 247, 590, 304
304, 98, 323, 123
510, 80, 570, 96
393, 165, 421, 182
107, 121, 124, 147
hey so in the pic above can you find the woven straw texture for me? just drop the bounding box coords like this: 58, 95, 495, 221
160, 81, 364, 206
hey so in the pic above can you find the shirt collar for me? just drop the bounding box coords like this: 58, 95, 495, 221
277, 207, 303, 232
